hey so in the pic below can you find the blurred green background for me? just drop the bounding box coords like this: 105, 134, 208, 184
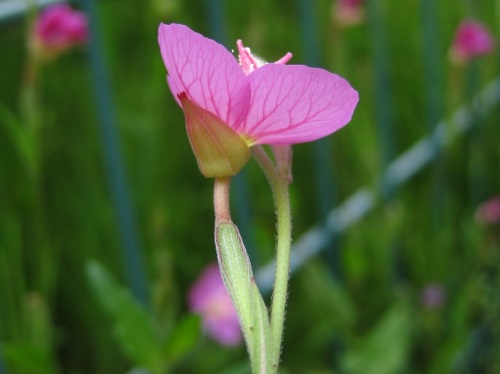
1, 0, 500, 373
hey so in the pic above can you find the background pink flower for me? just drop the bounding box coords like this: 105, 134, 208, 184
475, 196, 500, 225
421, 283, 445, 309
188, 264, 242, 346
449, 20, 495, 64
33, 4, 89, 58
333, 0, 365, 27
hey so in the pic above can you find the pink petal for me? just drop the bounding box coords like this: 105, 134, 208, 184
239, 64, 359, 145
158, 23, 250, 128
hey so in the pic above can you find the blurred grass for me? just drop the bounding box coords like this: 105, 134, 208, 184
1, 0, 500, 373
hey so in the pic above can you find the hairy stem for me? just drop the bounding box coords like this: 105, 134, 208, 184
252, 146, 292, 368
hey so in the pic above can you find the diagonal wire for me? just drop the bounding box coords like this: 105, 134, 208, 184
367, 0, 396, 195
256, 78, 500, 292
0, 0, 64, 23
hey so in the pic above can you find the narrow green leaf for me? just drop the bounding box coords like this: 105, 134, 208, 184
86, 261, 163, 373
342, 301, 414, 374
2, 342, 54, 374
163, 314, 201, 364
0, 102, 37, 175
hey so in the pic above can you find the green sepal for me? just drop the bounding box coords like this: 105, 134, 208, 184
249, 279, 275, 373
179, 93, 250, 178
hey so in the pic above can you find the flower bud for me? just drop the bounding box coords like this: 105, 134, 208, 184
32, 4, 88, 60
215, 222, 273, 371
449, 20, 495, 65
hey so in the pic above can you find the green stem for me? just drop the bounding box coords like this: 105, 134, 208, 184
252, 146, 292, 368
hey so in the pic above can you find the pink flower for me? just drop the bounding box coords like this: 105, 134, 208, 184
333, 0, 365, 27
475, 196, 500, 225
421, 283, 445, 309
188, 264, 242, 346
32, 4, 88, 59
449, 20, 495, 65
158, 23, 358, 177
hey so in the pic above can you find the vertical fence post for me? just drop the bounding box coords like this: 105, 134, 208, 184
422, 0, 444, 132
296, 0, 342, 279
0, 346, 5, 374
367, 0, 395, 197
463, 0, 482, 205
78, 0, 149, 303
421, 0, 447, 234
366, 0, 402, 285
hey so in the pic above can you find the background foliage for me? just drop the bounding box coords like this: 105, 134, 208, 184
1, 0, 499, 373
